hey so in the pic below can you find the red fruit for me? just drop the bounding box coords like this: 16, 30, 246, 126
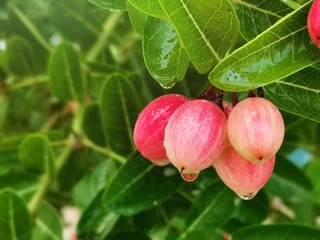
214, 147, 275, 200
227, 97, 284, 164
308, 0, 320, 48
133, 94, 188, 166
164, 99, 227, 178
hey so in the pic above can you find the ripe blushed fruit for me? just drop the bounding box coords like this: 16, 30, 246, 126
133, 94, 188, 166
308, 0, 320, 48
227, 97, 284, 164
164, 99, 227, 179
213, 147, 275, 200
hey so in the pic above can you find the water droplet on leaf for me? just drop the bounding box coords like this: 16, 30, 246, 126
159, 82, 176, 89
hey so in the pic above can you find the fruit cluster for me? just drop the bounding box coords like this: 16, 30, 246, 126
133, 90, 285, 200
308, 0, 320, 49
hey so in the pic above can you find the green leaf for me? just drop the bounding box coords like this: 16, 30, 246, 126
49, 0, 102, 43
19, 134, 54, 174
5, 36, 38, 76
230, 0, 292, 40
159, 0, 240, 74
0, 173, 38, 201
32, 201, 63, 240
127, 1, 148, 35
182, 181, 237, 237
109, 231, 152, 240
0, 189, 32, 240
128, 0, 166, 19
0, 95, 8, 139
48, 43, 86, 103
88, 0, 127, 11
264, 65, 320, 123
103, 153, 183, 215
232, 224, 320, 240
77, 191, 119, 239
265, 157, 312, 200
143, 17, 189, 88
209, 1, 320, 91
82, 103, 106, 147
100, 73, 141, 156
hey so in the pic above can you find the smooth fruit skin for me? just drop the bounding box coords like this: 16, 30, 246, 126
133, 94, 188, 165
308, 0, 320, 48
227, 97, 284, 164
164, 99, 227, 174
213, 147, 275, 200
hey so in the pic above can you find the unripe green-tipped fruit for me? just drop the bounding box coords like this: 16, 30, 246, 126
227, 97, 284, 164
308, 0, 320, 48
133, 94, 188, 166
213, 147, 275, 200
164, 99, 227, 178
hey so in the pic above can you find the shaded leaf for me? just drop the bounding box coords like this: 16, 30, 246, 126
109, 231, 152, 240
32, 201, 63, 240
127, 0, 166, 19
88, 0, 127, 11
5, 36, 38, 76
82, 103, 106, 147
103, 153, 183, 215
143, 17, 189, 88
77, 191, 119, 239
230, 0, 292, 40
48, 43, 86, 103
19, 134, 54, 174
264, 65, 320, 123
209, 2, 320, 91
0, 189, 32, 240
183, 181, 237, 236
0, 95, 8, 139
159, 0, 240, 73
100, 73, 141, 156
233, 224, 320, 240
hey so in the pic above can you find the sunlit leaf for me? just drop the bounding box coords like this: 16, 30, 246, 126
230, 0, 292, 40
264, 65, 320, 123
143, 17, 189, 88
209, 1, 320, 91
159, 0, 240, 73
127, 0, 166, 19
127, 1, 148, 34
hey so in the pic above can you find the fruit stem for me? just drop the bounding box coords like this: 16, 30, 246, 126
257, 87, 265, 98
248, 90, 256, 97
232, 92, 239, 106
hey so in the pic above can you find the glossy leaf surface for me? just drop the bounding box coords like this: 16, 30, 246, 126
128, 0, 166, 19
230, 0, 292, 40
159, 0, 240, 73
209, 2, 320, 91
143, 17, 189, 88
88, 0, 127, 11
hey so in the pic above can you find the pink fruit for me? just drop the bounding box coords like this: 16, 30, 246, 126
164, 99, 227, 178
133, 94, 188, 166
227, 97, 284, 164
213, 147, 275, 200
308, 0, 320, 48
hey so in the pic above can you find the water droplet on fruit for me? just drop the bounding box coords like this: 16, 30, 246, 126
239, 192, 255, 200
181, 173, 198, 182
153, 160, 170, 166
159, 82, 176, 89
